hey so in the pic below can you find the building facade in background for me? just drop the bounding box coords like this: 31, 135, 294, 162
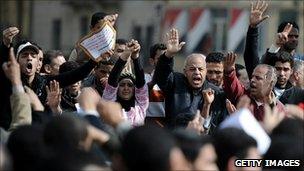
1, 0, 303, 69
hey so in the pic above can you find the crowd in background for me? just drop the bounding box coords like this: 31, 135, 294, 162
0, 0, 303, 171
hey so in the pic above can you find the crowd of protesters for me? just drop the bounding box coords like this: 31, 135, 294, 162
0, 1, 303, 171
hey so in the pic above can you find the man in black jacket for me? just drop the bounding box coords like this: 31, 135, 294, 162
272, 52, 304, 104
243, 1, 304, 105
153, 28, 227, 133
0, 27, 111, 130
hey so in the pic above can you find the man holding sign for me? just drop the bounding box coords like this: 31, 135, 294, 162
69, 12, 118, 64
77, 19, 116, 62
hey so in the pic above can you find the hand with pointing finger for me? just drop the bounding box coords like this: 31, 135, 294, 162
2, 47, 21, 86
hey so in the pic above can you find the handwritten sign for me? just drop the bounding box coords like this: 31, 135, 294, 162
77, 21, 116, 62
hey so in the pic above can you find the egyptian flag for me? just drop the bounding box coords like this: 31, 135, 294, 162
162, 8, 188, 45
186, 8, 212, 54
227, 9, 249, 53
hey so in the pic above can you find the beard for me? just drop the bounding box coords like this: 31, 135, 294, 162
283, 42, 298, 52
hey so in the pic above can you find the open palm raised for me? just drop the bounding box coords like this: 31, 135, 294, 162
165, 28, 186, 57
250, 0, 269, 27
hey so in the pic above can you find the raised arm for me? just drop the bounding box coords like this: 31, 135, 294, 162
0, 27, 19, 100
153, 28, 185, 91
102, 49, 130, 102
244, 1, 269, 78
1, 27, 19, 64
201, 88, 214, 118
0, 28, 19, 129
261, 23, 293, 65
107, 47, 131, 87
3, 47, 31, 131
223, 52, 245, 103
130, 39, 145, 88
50, 50, 113, 87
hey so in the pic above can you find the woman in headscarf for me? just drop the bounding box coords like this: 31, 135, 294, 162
102, 39, 148, 126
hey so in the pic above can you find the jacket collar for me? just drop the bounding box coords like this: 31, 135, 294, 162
275, 81, 293, 90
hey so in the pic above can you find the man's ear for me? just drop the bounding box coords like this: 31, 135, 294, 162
270, 80, 275, 88
44, 64, 52, 74
294, 72, 299, 81
183, 68, 187, 76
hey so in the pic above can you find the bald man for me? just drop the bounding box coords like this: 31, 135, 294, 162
153, 29, 228, 134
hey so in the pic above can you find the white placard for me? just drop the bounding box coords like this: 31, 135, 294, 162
220, 108, 271, 155
77, 21, 116, 62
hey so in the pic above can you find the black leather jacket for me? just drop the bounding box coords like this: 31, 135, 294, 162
243, 27, 304, 105
0, 42, 97, 129
276, 81, 304, 105
153, 53, 228, 133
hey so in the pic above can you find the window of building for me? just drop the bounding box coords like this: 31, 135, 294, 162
52, 19, 61, 49
80, 16, 88, 36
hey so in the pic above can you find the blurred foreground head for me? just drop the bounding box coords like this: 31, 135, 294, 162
213, 127, 260, 171
173, 129, 218, 170
121, 125, 190, 171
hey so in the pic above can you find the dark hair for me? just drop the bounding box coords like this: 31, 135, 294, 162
149, 43, 167, 59
235, 64, 246, 77
30, 41, 42, 50
97, 58, 115, 69
213, 128, 257, 171
90, 12, 108, 28
271, 118, 304, 139
273, 50, 294, 68
263, 135, 303, 171
174, 112, 195, 128
121, 125, 176, 171
277, 21, 299, 33
118, 72, 136, 84
116, 39, 128, 45
41, 149, 107, 171
173, 129, 212, 162
43, 114, 88, 152
206, 52, 224, 63
43, 50, 64, 65
7, 125, 46, 171
59, 61, 80, 74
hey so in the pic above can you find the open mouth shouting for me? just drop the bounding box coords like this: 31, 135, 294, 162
191, 75, 203, 88
23, 63, 35, 75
